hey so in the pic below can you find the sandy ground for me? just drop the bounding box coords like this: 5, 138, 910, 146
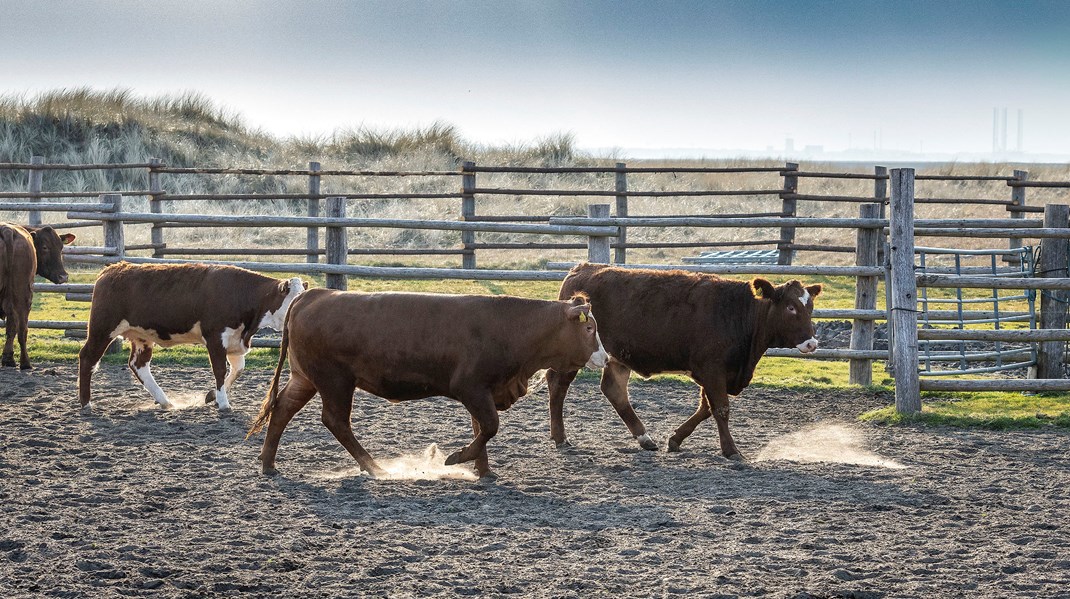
2, 362, 1069, 598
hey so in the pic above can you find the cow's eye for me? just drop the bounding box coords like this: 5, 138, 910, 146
787, 305, 796, 314
586, 325, 594, 333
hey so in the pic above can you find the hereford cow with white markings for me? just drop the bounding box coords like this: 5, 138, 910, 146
248, 288, 609, 478
78, 262, 305, 410
547, 263, 821, 459
0, 223, 75, 369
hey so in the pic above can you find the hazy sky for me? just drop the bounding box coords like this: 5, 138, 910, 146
4, 0, 1069, 157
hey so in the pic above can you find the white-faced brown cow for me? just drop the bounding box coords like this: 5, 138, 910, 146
247, 288, 610, 478
0, 223, 75, 369
547, 263, 821, 460
78, 262, 305, 410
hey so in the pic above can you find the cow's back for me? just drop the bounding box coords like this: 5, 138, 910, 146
560, 264, 756, 376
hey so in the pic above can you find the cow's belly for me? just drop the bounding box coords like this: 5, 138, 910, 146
112, 320, 205, 348
356, 377, 445, 402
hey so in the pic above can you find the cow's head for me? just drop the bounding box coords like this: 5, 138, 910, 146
752, 278, 821, 353
260, 277, 308, 331
558, 295, 609, 371
27, 226, 75, 284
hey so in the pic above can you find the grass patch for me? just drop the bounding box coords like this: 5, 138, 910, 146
861, 392, 1070, 429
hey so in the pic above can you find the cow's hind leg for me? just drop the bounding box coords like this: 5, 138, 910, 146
546, 368, 578, 447
318, 378, 386, 478
445, 392, 498, 477
127, 341, 172, 409
78, 328, 114, 408
15, 302, 31, 369
259, 374, 317, 476
601, 360, 657, 450
2, 308, 16, 367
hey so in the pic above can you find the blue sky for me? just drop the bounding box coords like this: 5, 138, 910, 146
4, 0, 1069, 157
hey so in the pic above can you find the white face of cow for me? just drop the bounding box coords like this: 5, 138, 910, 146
585, 313, 610, 370
258, 277, 306, 332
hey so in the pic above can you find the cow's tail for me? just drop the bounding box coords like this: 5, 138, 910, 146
246, 310, 291, 438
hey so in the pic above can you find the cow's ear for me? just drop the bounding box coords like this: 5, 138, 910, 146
566, 304, 591, 323
568, 292, 589, 306
301, 280, 309, 290
60, 233, 76, 245
806, 284, 822, 298
751, 278, 776, 298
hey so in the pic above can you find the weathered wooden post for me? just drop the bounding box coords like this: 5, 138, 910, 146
307, 161, 321, 264
27, 155, 44, 226
101, 193, 125, 259
1036, 204, 1070, 379
1008, 170, 1028, 262
587, 204, 611, 264
778, 162, 798, 265
461, 161, 476, 269
614, 162, 628, 264
874, 165, 888, 218
888, 168, 920, 414
325, 196, 347, 290
148, 158, 165, 257
849, 203, 881, 385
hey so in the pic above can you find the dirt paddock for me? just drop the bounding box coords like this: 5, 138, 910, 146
2, 363, 1069, 598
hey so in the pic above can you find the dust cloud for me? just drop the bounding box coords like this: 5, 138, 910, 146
317, 444, 478, 481
756, 423, 906, 469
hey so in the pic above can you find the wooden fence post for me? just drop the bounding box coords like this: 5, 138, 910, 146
461, 161, 476, 269
614, 162, 628, 264
101, 193, 125, 259
307, 161, 321, 264
1037, 203, 1070, 379
148, 158, 165, 257
778, 162, 798, 265
874, 165, 888, 218
27, 155, 44, 226
587, 204, 611, 264
325, 196, 347, 290
849, 203, 881, 385
1006, 169, 1029, 263
888, 168, 920, 414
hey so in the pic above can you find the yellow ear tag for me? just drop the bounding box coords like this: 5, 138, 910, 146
579, 312, 588, 323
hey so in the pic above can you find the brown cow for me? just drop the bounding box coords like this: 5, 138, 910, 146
0, 223, 75, 369
78, 262, 305, 410
248, 289, 610, 478
546, 263, 821, 459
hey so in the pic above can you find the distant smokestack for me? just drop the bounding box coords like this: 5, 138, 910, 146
1000, 107, 1008, 152
1017, 109, 1024, 152
993, 108, 1000, 154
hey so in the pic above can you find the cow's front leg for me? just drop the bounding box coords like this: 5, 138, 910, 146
600, 360, 657, 450
16, 306, 31, 370
546, 368, 578, 447
667, 387, 712, 452
445, 392, 498, 477
223, 350, 246, 393
128, 341, 172, 409
204, 336, 231, 410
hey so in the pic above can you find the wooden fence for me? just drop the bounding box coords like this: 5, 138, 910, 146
3, 158, 1070, 401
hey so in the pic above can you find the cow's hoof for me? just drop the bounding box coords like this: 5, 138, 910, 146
667, 439, 683, 452
444, 451, 464, 466
1, 358, 15, 368
478, 470, 499, 481
217, 403, 233, 412
554, 438, 573, 450
79, 403, 93, 415
726, 452, 745, 462
636, 433, 658, 451
262, 465, 279, 476
204, 390, 215, 404
19, 362, 32, 370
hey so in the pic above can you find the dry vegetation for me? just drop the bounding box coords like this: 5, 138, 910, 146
3, 88, 1069, 269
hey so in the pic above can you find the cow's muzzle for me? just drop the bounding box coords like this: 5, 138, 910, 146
796, 338, 819, 354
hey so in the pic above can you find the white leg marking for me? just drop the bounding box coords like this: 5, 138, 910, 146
215, 386, 231, 410
224, 352, 245, 392
636, 433, 654, 446
135, 362, 172, 409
